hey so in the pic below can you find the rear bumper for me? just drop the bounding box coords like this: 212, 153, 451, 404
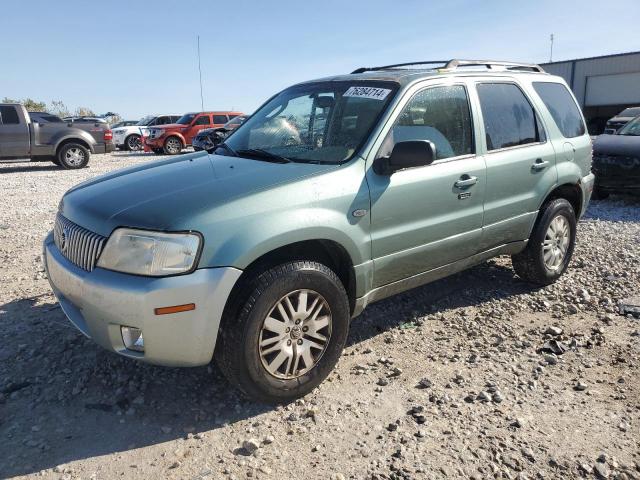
580, 172, 595, 216
93, 142, 114, 154
43, 232, 242, 366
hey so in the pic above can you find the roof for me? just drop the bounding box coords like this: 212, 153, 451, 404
297, 59, 550, 88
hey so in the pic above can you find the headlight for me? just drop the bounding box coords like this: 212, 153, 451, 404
97, 228, 201, 276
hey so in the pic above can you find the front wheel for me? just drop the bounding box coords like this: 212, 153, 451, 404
125, 134, 142, 151
58, 143, 90, 169
512, 198, 576, 285
163, 136, 182, 155
216, 261, 350, 402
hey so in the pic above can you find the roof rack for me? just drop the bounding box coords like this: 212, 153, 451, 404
351, 59, 545, 74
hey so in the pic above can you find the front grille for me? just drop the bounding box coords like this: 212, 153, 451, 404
53, 214, 107, 272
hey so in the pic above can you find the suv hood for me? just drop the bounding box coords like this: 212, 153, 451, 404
593, 134, 640, 157
152, 123, 185, 130
60, 153, 338, 236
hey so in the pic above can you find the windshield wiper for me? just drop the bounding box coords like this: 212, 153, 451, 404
214, 142, 238, 157
236, 148, 291, 163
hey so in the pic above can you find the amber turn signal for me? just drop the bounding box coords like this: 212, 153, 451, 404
154, 303, 196, 315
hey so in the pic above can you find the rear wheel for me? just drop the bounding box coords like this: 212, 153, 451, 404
512, 198, 576, 285
58, 143, 90, 169
216, 261, 350, 402
125, 134, 142, 151
163, 136, 182, 155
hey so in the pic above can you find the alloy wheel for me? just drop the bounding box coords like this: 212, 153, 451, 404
64, 147, 85, 166
542, 214, 570, 271
258, 289, 332, 379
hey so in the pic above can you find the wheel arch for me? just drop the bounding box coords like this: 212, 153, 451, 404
55, 137, 92, 156
541, 182, 582, 218
228, 239, 357, 316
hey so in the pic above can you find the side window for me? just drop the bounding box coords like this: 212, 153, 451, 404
194, 115, 211, 125
171, 116, 180, 123
379, 85, 474, 160
477, 83, 543, 151
0, 106, 20, 125
213, 115, 228, 124
532, 82, 585, 138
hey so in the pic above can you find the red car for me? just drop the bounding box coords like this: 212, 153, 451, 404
144, 111, 243, 155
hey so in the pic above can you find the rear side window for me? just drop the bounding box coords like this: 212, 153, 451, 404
213, 115, 228, 124
477, 83, 542, 151
533, 82, 585, 138
0, 106, 20, 124
194, 115, 211, 125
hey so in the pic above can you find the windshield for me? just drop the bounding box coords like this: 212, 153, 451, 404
176, 113, 196, 125
617, 116, 640, 136
220, 82, 398, 163
620, 107, 640, 117
137, 115, 154, 126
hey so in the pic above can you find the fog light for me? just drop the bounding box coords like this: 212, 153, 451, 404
121, 326, 144, 352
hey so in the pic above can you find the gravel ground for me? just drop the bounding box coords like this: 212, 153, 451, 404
1, 152, 639, 480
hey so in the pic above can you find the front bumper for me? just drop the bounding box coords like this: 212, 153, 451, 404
93, 142, 115, 154
113, 132, 126, 147
43, 232, 242, 366
145, 136, 165, 149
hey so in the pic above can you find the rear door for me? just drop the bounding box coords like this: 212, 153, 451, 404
367, 82, 486, 287
471, 81, 557, 250
0, 105, 30, 157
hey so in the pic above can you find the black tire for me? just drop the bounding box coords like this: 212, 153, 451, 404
51, 158, 61, 166
124, 134, 142, 151
57, 143, 90, 169
511, 198, 576, 286
216, 261, 350, 403
591, 187, 609, 200
163, 136, 183, 155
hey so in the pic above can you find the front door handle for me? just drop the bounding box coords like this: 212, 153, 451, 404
532, 159, 550, 170
454, 175, 478, 188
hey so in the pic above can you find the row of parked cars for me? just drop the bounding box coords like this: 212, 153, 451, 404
0, 105, 248, 169
111, 111, 247, 154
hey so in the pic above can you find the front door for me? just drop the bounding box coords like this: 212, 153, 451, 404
367, 84, 486, 288
0, 105, 29, 158
472, 81, 558, 250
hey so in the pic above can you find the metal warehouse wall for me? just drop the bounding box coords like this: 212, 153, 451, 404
541, 51, 640, 107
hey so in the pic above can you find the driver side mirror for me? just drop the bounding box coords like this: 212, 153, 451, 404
374, 140, 436, 175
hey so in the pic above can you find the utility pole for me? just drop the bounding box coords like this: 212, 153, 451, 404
197, 35, 204, 112
549, 34, 554, 63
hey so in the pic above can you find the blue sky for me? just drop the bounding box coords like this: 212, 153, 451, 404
1, 0, 638, 118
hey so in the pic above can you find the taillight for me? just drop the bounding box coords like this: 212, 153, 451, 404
104, 129, 113, 141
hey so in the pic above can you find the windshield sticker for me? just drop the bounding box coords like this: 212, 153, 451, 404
343, 86, 391, 101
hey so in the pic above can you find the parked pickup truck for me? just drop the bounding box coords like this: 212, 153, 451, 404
0, 104, 114, 169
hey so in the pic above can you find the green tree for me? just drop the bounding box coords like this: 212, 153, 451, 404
75, 107, 96, 117
48, 100, 70, 118
2, 97, 47, 111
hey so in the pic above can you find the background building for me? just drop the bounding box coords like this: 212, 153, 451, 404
541, 51, 640, 134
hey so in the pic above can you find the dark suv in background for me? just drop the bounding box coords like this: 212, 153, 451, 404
604, 106, 640, 134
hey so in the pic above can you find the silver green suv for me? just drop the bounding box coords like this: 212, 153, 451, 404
43, 59, 594, 402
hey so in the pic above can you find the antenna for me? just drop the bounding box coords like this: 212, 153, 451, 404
549, 34, 554, 62
197, 35, 204, 112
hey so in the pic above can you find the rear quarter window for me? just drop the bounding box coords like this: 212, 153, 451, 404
532, 82, 585, 138
0, 106, 20, 124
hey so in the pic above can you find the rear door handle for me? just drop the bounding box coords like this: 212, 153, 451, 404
454, 175, 478, 188
531, 159, 550, 170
